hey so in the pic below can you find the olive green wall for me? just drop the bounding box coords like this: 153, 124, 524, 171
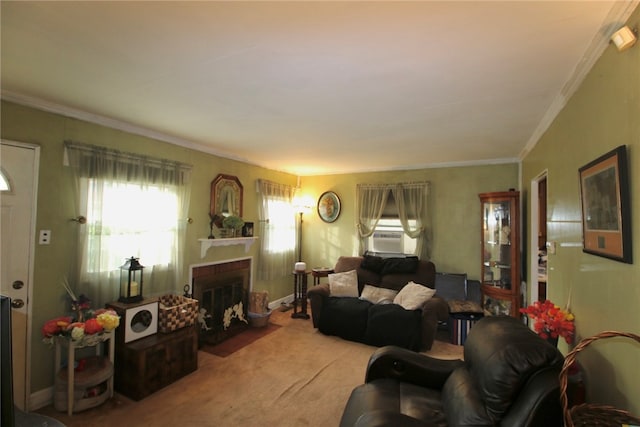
521, 7, 639, 413
2, 99, 520, 399
1, 100, 298, 394
299, 164, 519, 279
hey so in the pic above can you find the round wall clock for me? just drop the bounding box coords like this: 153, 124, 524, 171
317, 191, 341, 223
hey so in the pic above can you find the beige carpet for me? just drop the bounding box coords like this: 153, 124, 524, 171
37, 310, 463, 427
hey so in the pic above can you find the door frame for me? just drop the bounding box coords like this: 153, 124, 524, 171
1, 139, 40, 411
529, 170, 548, 305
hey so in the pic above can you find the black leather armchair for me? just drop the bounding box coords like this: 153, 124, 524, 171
340, 316, 564, 427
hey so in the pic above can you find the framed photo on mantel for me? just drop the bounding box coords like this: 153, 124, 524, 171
578, 145, 632, 264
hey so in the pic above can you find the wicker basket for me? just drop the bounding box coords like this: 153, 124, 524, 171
157, 294, 198, 333
560, 331, 640, 427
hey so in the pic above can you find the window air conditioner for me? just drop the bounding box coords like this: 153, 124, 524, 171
372, 231, 404, 254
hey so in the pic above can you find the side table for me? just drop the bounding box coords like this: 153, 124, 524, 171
292, 271, 310, 319
53, 332, 115, 415
311, 268, 334, 286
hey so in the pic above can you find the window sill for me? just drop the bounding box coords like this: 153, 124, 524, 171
198, 237, 258, 258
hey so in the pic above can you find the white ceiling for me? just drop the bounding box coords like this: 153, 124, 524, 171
1, 1, 637, 176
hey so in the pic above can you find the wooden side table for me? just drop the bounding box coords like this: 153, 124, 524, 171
311, 268, 334, 286
292, 271, 310, 319
54, 332, 114, 415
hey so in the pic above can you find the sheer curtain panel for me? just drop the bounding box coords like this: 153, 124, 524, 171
256, 179, 296, 281
64, 141, 192, 307
356, 182, 430, 259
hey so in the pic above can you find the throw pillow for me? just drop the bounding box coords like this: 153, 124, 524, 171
393, 281, 436, 310
328, 270, 359, 297
360, 284, 399, 304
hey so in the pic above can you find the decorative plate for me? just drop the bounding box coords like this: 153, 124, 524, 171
317, 191, 341, 223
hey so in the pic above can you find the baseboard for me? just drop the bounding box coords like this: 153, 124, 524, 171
30, 386, 53, 411
268, 294, 293, 310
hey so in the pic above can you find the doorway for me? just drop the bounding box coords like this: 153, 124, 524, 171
529, 171, 548, 305
1, 141, 39, 411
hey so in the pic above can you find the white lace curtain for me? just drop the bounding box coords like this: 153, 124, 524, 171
356, 182, 430, 259
64, 141, 192, 307
256, 179, 296, 281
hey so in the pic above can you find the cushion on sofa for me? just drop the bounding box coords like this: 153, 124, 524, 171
360, 254, 386, 274
319, 297, 371, 342
329, 270, 359, 297
379, 256, 419, 275
364, 303, 422, 350
360, 284, 399, 304
393, 281, 436, 310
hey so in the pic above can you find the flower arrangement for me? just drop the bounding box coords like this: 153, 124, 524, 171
42, 278, 120, 346
520, 299, 575, 344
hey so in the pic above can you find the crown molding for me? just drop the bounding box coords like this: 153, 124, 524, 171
1, 89, 262, 167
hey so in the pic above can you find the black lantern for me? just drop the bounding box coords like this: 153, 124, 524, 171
119, 256, 144, 303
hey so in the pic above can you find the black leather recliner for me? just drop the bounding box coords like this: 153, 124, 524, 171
340, 316, 564, 427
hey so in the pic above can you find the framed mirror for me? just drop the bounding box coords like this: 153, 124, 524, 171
210, 174, 243, 221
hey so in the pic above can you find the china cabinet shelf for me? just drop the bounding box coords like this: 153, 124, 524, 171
198, 237, 258, 258
480, 191, 520, 317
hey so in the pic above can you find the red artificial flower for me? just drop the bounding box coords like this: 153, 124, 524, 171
520, 300, 575, 344
83, 318, 104, 335
41, 316, 73, 337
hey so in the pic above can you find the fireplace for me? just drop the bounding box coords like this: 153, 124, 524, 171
191, 258, 252, 346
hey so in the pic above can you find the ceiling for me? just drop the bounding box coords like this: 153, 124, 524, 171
1, 1, 637, 176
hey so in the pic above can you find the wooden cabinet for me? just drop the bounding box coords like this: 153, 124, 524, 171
480, 191, 521, 317
112, 325, 198, 401
53, 332, 114, 415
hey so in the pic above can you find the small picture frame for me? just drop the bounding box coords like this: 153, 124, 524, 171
242, 222, 254, 237
317, 191, 341, 223
579, 145, 632, 264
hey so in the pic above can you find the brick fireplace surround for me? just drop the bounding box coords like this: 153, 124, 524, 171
190, 258, 252, 346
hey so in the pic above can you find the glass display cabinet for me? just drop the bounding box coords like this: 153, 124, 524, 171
480, 191, 520, 317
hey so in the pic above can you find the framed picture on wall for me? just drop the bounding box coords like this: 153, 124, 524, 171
317, 191, 341, 223
578, 145, 632, 264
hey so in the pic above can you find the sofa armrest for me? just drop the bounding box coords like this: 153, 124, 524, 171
420, 296, 448, 351
365, 346, 464, 390
307, 283, 330, 328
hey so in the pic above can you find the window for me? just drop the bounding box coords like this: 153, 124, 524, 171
83, 179, 179, 274
0, 169, 9, 192
65, 142, 191, 307
257, 179, 296, 280
367, 219, 418, 257
356, 182, 430, 259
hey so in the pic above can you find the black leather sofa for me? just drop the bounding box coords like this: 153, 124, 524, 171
340, 316, 565, 427
308, 256, 449, 351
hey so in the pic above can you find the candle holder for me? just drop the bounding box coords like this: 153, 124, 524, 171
119, 256, 144, 303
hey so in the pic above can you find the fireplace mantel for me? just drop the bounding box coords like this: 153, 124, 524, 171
198, 237, 258, 258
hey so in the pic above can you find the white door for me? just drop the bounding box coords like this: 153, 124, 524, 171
1, 141, 39, 411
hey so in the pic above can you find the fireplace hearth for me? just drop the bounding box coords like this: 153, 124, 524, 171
191, 258, 252, 346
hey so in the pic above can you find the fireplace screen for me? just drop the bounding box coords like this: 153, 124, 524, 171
192, 261, 251, 346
